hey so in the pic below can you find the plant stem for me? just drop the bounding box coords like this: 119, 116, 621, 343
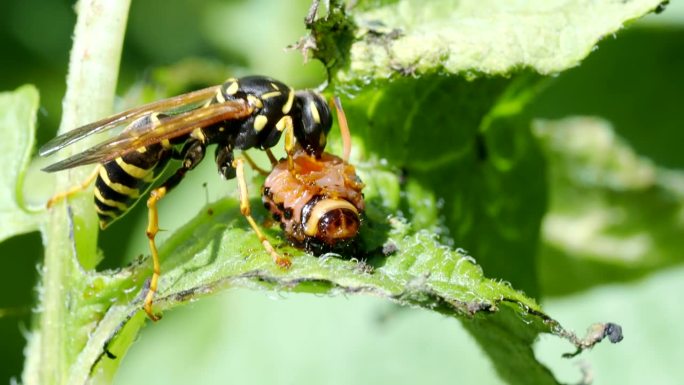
22, 1, 131, 384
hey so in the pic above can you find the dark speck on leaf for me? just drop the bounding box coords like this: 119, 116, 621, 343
382, 241, 398, 256
604, 323, 623, 343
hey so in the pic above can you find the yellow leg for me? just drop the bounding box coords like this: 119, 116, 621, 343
265, 148, 278, 167
46, 165, 100, 208
140, 140, 205, 321
282, 116, 296, 170
233, 158, 291, 268
143, 187, 166, 322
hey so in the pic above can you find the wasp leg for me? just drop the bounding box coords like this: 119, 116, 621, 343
241, 151, 270, 176
143, 141, 205, 321
332, 96, 352, 162
280, 115, 296, 170
215, 144, 236, 180
265, 148, 278, 166
46, 165, 100, 208
233, 157, 291, 268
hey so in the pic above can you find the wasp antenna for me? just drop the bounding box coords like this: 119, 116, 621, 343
332, 96, 351, 162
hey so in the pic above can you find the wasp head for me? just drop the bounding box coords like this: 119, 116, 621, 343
293, 91, 332, 158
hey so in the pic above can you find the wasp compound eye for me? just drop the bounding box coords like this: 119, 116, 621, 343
293, 91, 332, 157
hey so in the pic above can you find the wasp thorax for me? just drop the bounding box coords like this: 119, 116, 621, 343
293, 91, 332, 157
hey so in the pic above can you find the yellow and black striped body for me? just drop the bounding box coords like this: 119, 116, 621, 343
42, 75, 336, 229
89, 75, 332, 229
40, 75, 343, 320
215, 76, 333, 156
95, 142, 172, 229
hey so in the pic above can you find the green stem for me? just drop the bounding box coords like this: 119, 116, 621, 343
22, 1, 131, 384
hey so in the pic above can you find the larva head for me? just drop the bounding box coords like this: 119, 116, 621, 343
300, 196, 362, 247
262, 150, 365, 254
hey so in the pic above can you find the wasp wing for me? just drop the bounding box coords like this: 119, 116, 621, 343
42, 100, 252, 172
38, 85, 222, 157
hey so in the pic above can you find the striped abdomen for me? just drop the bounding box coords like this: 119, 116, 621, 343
95, 143, 171, 229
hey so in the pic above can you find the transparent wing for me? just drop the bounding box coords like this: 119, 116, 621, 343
38, 85, 222, 156
42, 100, 252, 172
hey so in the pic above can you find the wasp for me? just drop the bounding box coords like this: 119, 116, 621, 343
40, 76, 337, 321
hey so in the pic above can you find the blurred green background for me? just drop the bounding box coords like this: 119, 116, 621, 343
1, 0, 683, 384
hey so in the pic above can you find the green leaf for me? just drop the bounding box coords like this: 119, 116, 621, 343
77, 195, 610, 385
309, 0, 666, 86
333, 74, 546, 296
79, 94, 614, 383
23, 0, 665, 382
526, 27, 684, 170
79, 58, 625, 385
534, 117, 684, 296
0, 85, 43, 243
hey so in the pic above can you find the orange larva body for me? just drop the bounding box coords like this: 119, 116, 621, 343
262, 149, 365, 253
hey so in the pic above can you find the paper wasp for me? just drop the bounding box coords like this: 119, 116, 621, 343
40, 75, 343, 321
